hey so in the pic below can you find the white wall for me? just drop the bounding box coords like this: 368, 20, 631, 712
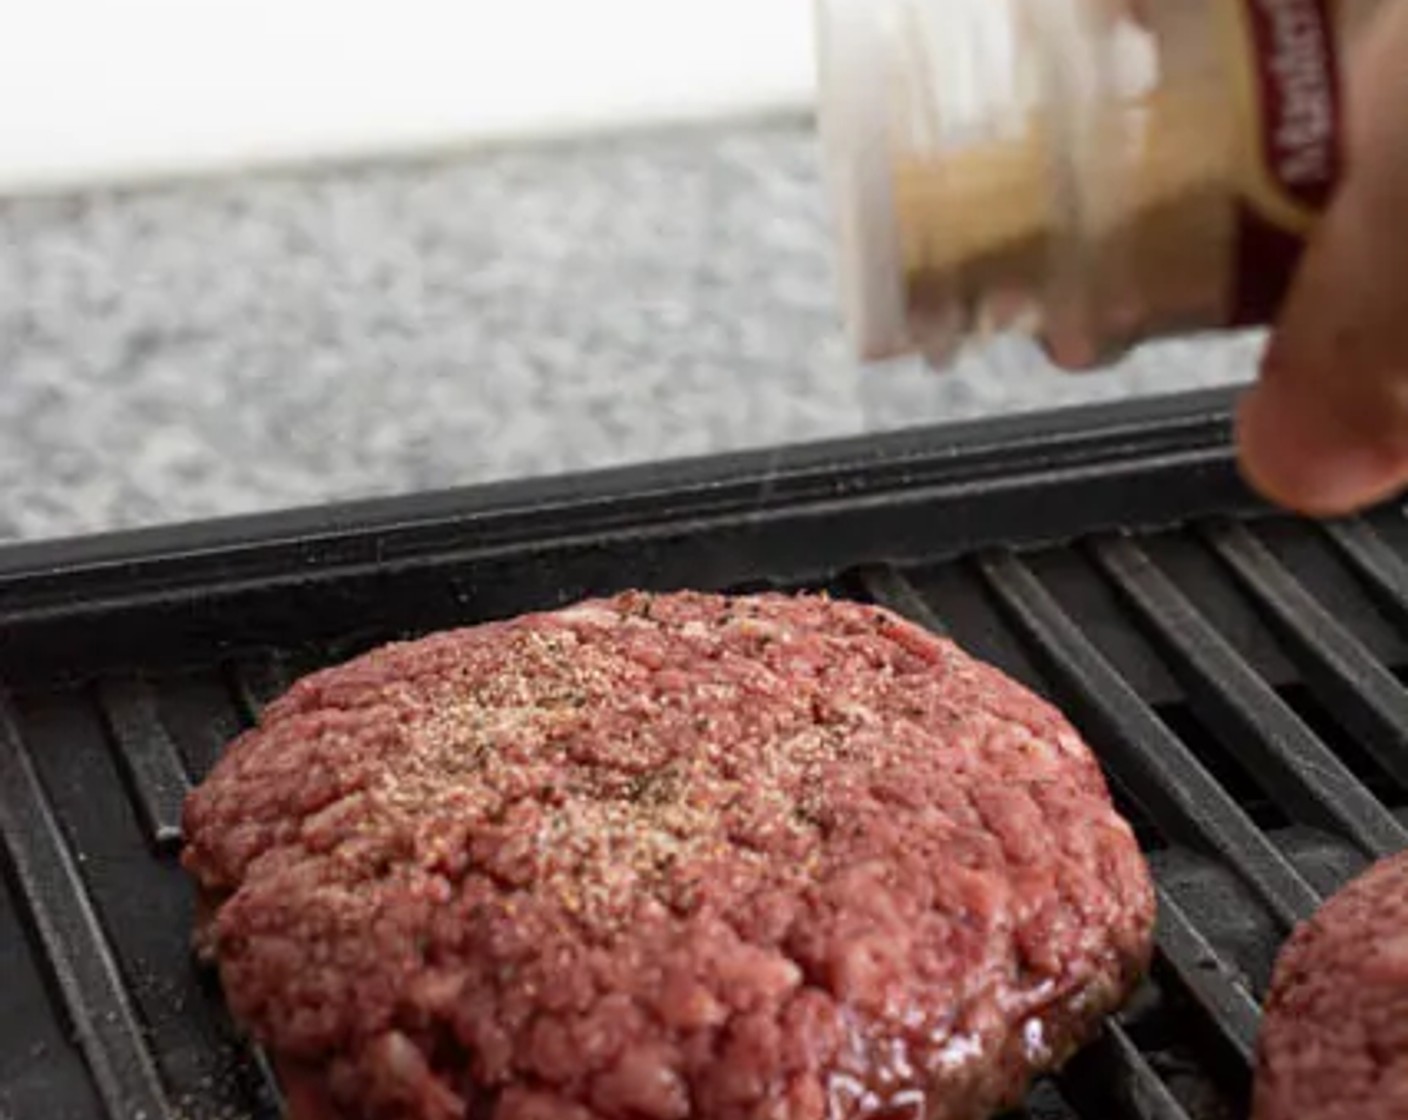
0, 0, 817, 193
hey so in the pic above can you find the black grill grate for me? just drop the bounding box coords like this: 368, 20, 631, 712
0, 388, 1405, 1120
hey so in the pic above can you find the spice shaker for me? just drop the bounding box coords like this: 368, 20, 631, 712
815, 0, 1383, 368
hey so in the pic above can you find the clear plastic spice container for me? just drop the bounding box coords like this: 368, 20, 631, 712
816, 0, 1381, 368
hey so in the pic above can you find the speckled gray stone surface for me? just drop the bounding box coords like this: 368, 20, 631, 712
0, 119, 1260, 543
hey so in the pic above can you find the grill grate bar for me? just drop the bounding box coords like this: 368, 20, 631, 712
1204, 521, 1408, 791
0, 695, 170, 1120
1064, 1022, 1193, 1120
1091, 535, 1408, 857
977, 551, 1322, 929
249, 1045, 286, 1119
1152, 885, 1261, 1068
1322, 518, 1408, 631
228, 655, 292, 727
851, 563, 951, 636
95, 679, 191, 853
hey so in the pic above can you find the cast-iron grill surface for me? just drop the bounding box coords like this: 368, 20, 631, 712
2, 388, 1406, 1120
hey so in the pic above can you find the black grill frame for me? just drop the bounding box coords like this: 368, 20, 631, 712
1, 386, 1405, 1120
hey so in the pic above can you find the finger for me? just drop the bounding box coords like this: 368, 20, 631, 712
1122, 0, 1151, 27
1237, 190, 1408, 515
1237, 1, 1408, 516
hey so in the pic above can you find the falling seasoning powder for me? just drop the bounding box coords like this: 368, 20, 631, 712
815, 0, 1384, 368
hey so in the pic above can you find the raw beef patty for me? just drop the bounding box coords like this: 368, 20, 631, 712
1254, 850, 1408, 1120
183, 591, 1155, 1120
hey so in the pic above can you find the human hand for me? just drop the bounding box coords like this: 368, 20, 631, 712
1237, 1, 1408, 515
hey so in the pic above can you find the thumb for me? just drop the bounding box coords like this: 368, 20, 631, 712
1237, 1, 1408, 517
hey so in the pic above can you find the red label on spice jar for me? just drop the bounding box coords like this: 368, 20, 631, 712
1229, 0, 1344, 325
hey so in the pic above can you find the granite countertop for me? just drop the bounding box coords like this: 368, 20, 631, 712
0, 118, 1259, 544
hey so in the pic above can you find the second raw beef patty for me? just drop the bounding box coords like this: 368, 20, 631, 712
182, 591, 1156, 1120
1255, 849, 1408, 1120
